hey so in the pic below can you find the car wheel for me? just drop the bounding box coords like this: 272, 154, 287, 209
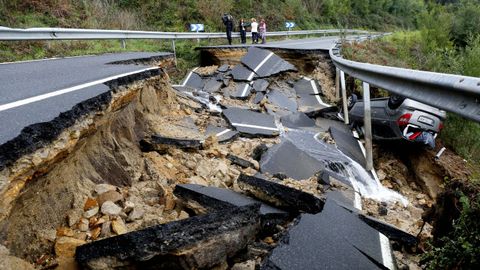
388, 95, 406, 109
347, 94, 357, 110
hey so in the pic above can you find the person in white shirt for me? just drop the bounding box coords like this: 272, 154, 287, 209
250, 18, 258, 44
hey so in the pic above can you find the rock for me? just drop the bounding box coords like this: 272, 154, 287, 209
418, 199, 427, 205
83, 198, 98, 211
78, 218, 90, 232
378, 205, 388, 216
230, 143, 244, 156
377, 169, 387, 181
188, 176, 209, 186
178, 210, 189, 220
91, 227, 101, 240
100, 221, 112, 238
55, 237, 86, 258
101, 201, 122, 216
127, 207, 145, 222
252, 144, 268, 161
96, 190, 123, 206
67, 209, 83, 228
185, 160, 197, 170
83, 206, 99, 219
94, 184, 117, 195
263, 236, 274, 244
232, 260, 256, 270
57, 227, 75, 237
124, 201, 135, 213
111, 218, 128, 235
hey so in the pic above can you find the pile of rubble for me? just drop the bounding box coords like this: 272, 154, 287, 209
66, 47, 420, 270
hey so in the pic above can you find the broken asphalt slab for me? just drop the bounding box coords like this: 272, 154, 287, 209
262, 198, 394, 270
140, 135, 202, 153
280, 112, 316, 129
241, 47, 297, 78
265, 89, 298, 112
217, 64, 230, 73
231, 82, 253, 99
174, 184, 289, 232
231, 64, 256, 82
76, 204, 261, 269
227, 154, 255, 168
203, 78, 224, 93
182, 70, 205, 90
222, 107, 279, 137
237, 174, 325, 214
252, 79, 270, 93
205, 125, 239, 143
294, 77, 331, 113
330, 127, 367, 168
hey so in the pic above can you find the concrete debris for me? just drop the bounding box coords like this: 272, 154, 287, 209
241, 47, 297, 78
263, 198, 394, 270
223, 107, 279, 137
237, 174, 325, 214
76, 204, 261, 269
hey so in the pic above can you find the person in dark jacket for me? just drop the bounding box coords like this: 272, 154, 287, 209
222, 13, 234, 45
239, 18, 248, 44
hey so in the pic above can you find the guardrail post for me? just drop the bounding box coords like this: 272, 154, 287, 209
335, 67, 340, 99
172, 39, 177, 66
340, 71, 349, 124
121, 39, 126, 49
362, 81, 373, 171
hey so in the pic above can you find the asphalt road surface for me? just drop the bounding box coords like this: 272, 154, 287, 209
0, 52, 171, 145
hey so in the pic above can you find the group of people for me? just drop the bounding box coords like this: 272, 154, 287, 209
222, 13, 266, 45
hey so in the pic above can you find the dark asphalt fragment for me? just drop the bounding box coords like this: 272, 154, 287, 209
217, 64, 230, 73
205, 125, 239, 143
174, 184, 289, 233
183, 71, 205, 90
266, 89, 297, 112
252, 79, 270, 93
357, 213, 418, 247
140, 135, 202, 153
76, 204, 261, 270
203, 78, 223, 93
240, 47, 297, 78
330, 127, 367, 168
262, 199, 393, 270
237, 174, 325, 214
253, 92, 265, 104
280, 112, 316, 129
294, 77, 331, 113
231, 82, 253, 99
231, 64, 256, 81
227, 154, 255, 168
222, 107, 279, 137
251, 144, 268, 161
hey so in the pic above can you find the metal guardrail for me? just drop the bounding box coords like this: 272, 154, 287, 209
330, 42, 480, 123
0, 27, 368, 41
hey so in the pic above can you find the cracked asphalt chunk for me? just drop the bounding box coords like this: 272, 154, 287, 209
330, 127, 367, 168
183, 71, 205, 90
237, 174, 325, 214
203, 78, 223, 93
76, 204, 261, 269
174, 184, 288, 222
253, 92, 265, 104
252, 79, 270, 93
217, 64, 230, 73
231, 64, 256, 81
222, 107, 279, 137
294, 77, 331, 112
263, 199, 392, 270
205, 125, 239, 142
260, 140, 324, 180
241, 47, 297, 78
280, 112, 316, 129
266, 89, 298, 112
231, 82, 253, 99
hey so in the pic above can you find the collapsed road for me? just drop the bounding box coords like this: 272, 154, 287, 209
0, 44, 443, 269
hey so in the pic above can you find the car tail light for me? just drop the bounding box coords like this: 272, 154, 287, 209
397, 113, 412, 127
439, 122, 444, 131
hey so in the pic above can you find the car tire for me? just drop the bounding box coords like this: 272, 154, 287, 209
347, 94, 357, 110
388, 95, 405, 109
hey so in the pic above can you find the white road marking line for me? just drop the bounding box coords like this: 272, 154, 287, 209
215, 129, 231, 137
310, 79, 331, 107
0, 67, 159, 112
231, 123, 278, 131
247, 52, 275, 81
181, 67, 198, 87
240, 83, 251, 97
380, 233, 395, 270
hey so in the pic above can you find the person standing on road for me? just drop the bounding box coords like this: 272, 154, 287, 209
259, 19, 267, 44
222, 13, 234, 45
239, 18, 247, 44
250, 18, 258, 44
